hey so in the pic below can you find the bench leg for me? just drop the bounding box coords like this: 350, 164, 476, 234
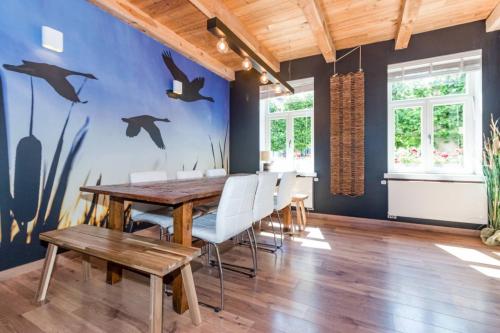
35, 243, 58, 304
150, 275, 163, 333
82, 254, 91, 281
180, 263, 201, 326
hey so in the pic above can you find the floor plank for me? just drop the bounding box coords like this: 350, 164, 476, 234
0, 217, 499, 332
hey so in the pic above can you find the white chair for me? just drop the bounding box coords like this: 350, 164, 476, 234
206, 168, 227, 177
128, 171, 172, 240
251, 172, 280, 253
274, 172, 297, 245
202, 169, 228, 214
192, 175, 258, 312
176, 170, 204, 180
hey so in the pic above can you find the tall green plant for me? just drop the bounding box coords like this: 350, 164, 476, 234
483, 116, 500, 234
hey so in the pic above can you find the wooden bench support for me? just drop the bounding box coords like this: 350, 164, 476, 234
181, 263, 202, 326
35, 243, 58, 304
35, 224, 202, 331
150, 275, 163, 333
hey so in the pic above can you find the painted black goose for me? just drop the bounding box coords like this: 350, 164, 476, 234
122, 115, 170, 149
162, 51, 214, 103
3, 60, 97, 103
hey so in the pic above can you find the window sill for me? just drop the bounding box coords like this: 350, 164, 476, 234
384, 172, 484, 183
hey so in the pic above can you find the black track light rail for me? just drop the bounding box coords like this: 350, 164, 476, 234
207, 17, 294, 94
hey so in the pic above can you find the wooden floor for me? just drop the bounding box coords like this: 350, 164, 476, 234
1, 217, 500, 332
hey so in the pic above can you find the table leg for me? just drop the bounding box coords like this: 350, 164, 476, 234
280, 204, 292, 232
106, 196, 124, 284
172, 201, 193, 314
82, 254, 91, 281
300, 201, 307, 229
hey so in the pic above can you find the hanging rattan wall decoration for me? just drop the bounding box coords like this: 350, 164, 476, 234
330, 51, 365, 196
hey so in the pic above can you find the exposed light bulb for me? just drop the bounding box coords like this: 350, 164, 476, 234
216, 38, 229, 53
260, 71, 269, 84
242, 57, 252, 71
274, 83, 282, 94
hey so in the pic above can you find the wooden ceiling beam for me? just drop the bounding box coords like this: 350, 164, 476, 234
395, 0, 423, 50
88, 0, 235, 81
187, 0, 281, 73
296, 0, 336, 62
486, 2, 500, 32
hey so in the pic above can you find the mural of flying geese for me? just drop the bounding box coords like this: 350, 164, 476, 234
3, 61, 97, 103
162, 51, 214, 103
122, 115, 170, 149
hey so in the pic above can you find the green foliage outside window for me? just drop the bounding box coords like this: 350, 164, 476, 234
269, 92, 313, 113
271, 119, 286, 152
391, 73, 466, 101
294, 117, 312, 155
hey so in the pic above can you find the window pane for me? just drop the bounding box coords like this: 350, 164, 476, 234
270, 119, 286, 159
268, 92, 313, 113
391, 73, 466, 101
394, 107, 422, 168
433, 103, 464, 168
293, 116, 312, 170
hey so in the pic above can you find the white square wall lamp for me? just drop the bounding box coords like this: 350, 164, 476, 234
41, 26, 63, 52
173, 80, 182, 95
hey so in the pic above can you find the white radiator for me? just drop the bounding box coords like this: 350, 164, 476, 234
388, 180, 487, 224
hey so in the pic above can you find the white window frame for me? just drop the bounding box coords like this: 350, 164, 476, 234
262, 95, 314, 173
387, 51, 482, 177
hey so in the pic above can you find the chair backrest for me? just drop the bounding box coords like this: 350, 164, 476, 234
206, 168, 227, 178
275, 171, 297, 210
214, 175, 258, 243
129, 171, 168, 218
176, 170, 204, 180
253, 172, 278, 222
130, 171, 168, 183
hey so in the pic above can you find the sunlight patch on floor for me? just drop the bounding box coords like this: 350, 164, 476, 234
435, 244, 500, 266
258, 228, 331, 250
470, 265, 500, 278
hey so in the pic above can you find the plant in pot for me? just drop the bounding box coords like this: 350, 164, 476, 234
482, 116, 500, 245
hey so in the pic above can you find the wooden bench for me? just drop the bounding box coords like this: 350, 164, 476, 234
36, 224, 202, 333
292, 194, 309, 231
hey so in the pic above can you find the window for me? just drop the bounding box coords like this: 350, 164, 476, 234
387, 51, 482, 176
260, 78, 314, 173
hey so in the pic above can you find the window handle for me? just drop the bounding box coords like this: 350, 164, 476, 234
289, 139, 292, 148
428, 134, 432, 144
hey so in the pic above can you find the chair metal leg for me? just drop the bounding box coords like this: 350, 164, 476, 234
212, 243, 224, 312
249, 226, 259, 271
246, 228, 257, 276
276, 211, 284, 248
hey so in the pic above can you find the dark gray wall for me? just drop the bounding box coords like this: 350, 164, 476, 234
230, 21, 500, 226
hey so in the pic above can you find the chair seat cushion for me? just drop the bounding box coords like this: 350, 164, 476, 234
133, 207, 174, 229
134, 207, 203, 230
192, 214, 219, 243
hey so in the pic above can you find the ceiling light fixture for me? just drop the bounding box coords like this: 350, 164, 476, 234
260, 72, 269, 84
242, 57, 252, 71
216, 37, 229, 53
274, 83, 282, 94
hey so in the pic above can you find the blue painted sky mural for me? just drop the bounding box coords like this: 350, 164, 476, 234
0, 0, 229, 270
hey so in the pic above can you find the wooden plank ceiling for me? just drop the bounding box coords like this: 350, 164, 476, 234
95, 0, 500, 80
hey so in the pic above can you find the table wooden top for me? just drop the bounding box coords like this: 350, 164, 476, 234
80, 176, 231, 205
40, 224, 201, 276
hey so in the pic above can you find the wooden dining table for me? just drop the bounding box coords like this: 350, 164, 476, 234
81, 175, 293, 314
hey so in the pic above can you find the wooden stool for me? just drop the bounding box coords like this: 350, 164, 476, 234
36, 224, 202, 333
292, 194, 309, 231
